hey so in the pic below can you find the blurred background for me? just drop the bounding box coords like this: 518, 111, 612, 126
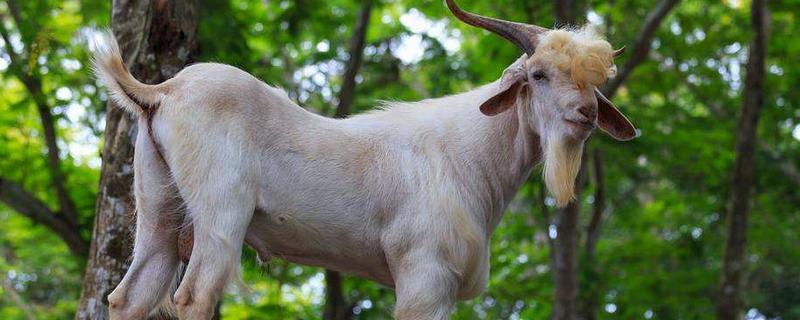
0, 0, 797, 319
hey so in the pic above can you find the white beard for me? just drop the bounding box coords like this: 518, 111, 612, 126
542, 136, 584, 207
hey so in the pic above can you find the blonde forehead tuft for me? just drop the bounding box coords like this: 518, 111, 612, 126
531, 27, 617, 87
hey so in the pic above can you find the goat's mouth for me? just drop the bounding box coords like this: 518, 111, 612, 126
564, 118, 596, 130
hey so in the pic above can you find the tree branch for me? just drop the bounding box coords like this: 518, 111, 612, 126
0, 177, 88, 257
603, 0, 681, 98
0, 2, 80, 229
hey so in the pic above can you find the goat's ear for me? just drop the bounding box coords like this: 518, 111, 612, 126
595, 89, 637, 141
480, 80, 526, 116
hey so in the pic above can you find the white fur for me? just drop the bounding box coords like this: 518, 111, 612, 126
96, 27, 611, 319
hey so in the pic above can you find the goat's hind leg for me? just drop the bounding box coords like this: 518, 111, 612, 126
170, 153, 256, 319
108, 124, 183, 320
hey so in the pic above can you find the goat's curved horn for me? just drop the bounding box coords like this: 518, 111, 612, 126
613, 46, 626, 58
446, 0, 548, 56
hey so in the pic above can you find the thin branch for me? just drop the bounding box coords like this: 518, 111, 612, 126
0, 177, 88, 257
2, 273, 37, 320
0, 13, 20, 63
603, 0, 681, 98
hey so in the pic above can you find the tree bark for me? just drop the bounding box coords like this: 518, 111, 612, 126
324, 2, 373, 319
716, 0, 768, 318
76, 1, 198, 319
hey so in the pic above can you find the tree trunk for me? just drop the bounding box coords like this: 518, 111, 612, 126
716, 0, 768, 318
324, 269, 348, 320
579, 150, 605, 320
333, 0, 373, 119
76, 1, 198, 319
551, 157, 586, 320
324, 2, 373, 319
553, 0, 577, 26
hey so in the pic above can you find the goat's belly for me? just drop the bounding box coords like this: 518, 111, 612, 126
244, 208, 395, 287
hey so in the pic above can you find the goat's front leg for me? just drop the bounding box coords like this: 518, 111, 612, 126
171, 167, 255, 319
108, 129, 182, 320
392, 249, 459, 320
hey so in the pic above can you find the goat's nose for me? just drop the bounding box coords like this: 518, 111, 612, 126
577, 104, 597, 120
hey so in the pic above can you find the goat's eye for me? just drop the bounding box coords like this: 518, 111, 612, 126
532, 70, 547, 81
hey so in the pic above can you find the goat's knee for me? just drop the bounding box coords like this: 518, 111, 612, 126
107, 286, 149, 320
174, 285, 217, 319
172, 208, 252, 320
107, 211, 181, 319
393, 260, 458, 320
107, 288, 126, 312
107, 252, 180, 320
173, 238, 241, 320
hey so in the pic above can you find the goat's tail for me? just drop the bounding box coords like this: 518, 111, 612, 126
91, 31, 165, 116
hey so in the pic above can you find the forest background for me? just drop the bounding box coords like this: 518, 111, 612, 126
0, 0, 797, 319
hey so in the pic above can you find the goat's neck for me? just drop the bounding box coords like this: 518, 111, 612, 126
450, 84, 543, 231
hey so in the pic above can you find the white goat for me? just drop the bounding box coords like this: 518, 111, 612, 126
95, 1, 635, 319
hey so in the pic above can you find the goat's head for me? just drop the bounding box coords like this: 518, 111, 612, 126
447, 0, 637, 206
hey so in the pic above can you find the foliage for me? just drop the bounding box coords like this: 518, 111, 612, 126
0, 0, 798, 319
